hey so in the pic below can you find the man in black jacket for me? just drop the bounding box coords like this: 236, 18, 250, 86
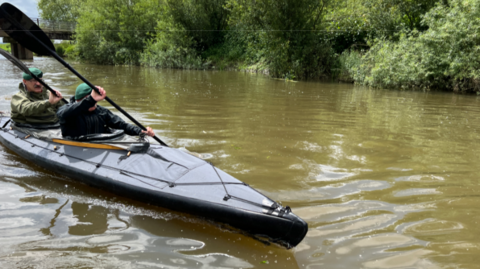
57, 83, 155, 139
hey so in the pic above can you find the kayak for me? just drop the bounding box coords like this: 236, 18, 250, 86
0, 115, 308, 248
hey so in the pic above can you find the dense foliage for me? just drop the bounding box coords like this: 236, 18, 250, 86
0, 43, 11, 52
38, 0, 81, 22
38, 0, 480, 91
166, 0, 229, 52
346, 0, 480, 92
74, 0, 162, 65
54, 41, 75, 57
325, 0, 444, 52
140, 0, 228, 69
139, 18, 204, 69
225, 0, 336, 79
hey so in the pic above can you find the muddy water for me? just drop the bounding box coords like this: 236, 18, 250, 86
1, 57, 480, 268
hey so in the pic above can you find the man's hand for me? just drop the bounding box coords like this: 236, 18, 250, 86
141, 127, 155, 137
91, 86, 106, 102
48, 89, 63, 105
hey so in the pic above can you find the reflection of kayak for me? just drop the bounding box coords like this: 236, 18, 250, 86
0, 116, 308, 248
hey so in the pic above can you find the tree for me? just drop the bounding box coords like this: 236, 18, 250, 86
325, 0, 445, 53
166, 0, 229, 52
347, 0, 480, 92
226, 0, 335, 79
38, 0, 81, 22
74, 0, 163, 65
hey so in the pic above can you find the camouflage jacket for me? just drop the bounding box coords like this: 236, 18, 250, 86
11, 83, 64, 124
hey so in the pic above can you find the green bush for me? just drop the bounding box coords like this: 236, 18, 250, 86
347, 0, 480, 92
225, 0, 338, 79
335, 50, 363, 82
201, 31, 247, 69
0, 43, 11, 52
74, 0, 162, 65
139, 0, 230, 69
165, 0, 229, 53
140, 20, 205, 69
56, 45, 65, 57
324, 0, 443, 54
54, 41, 75, 58
64, 43, 77, 57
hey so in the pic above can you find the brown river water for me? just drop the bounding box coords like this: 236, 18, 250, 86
1, 57, 480, 268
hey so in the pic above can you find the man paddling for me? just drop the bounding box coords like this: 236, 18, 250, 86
57, 83, 155, 139
11, 67, 64, 124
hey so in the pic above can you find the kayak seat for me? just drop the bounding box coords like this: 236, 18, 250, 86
12, 121, 60, 129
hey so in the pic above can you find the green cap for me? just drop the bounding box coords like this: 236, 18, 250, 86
23, 68, 43, 80
75, 83, 92, 100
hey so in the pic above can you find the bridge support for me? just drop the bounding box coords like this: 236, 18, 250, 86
3, 37, 33, 60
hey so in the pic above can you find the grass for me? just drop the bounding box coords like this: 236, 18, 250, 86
0, 43, 11, 52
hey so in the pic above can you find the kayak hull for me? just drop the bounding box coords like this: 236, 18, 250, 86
0, 118, 308, 247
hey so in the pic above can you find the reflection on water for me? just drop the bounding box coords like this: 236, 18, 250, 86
1, 57, 480, 268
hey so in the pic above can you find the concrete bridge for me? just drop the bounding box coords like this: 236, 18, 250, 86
0, 18, 75, 60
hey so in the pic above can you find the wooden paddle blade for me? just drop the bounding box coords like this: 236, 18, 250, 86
0, 48, 31, 73
0, 3, 55, 56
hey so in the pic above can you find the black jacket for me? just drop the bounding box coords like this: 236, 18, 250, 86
57, 96, 142, 138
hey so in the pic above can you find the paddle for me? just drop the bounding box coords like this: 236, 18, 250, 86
0, 48, 68, 104
0, 3, 168, 147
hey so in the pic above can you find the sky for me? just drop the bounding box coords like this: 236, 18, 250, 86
2, 0, 40, 18
0, 0, 39, 43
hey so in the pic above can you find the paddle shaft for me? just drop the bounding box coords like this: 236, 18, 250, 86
27, 36, 168, 146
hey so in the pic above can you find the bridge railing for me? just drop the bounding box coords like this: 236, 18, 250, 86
30, 17, 76, 32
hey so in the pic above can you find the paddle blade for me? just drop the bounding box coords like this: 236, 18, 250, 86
0, 3, 55, 56
0, 48, 31, 73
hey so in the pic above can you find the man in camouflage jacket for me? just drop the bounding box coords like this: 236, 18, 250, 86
11, 68, 64, 124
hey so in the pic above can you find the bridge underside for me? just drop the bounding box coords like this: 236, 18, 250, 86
3, 37, 33, 60
1, 29, 73, 60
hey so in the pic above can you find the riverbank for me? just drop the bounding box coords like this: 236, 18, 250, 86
335, 0, 480, 94
40, 0, 480, 93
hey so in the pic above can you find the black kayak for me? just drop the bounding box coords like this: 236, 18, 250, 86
0, 116, 308, 248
